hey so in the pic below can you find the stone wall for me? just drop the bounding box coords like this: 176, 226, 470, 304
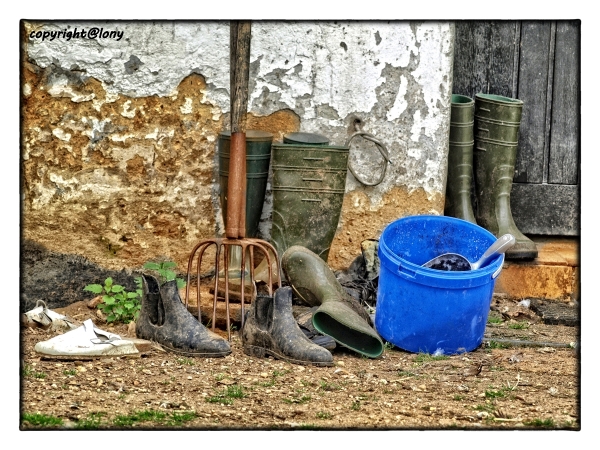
21, 20, 454, 279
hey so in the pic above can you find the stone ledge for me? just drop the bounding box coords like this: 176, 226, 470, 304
494, 237, 579, 302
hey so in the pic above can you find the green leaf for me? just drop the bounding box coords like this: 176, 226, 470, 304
161, 261, 177, 269
164, 270, 176, 281
114, 307, 123, 315
106, 315, 116, 323
103, 295, 116, 305
176, 278, 187, 289
127, 292, 139, 298
114, 293, 125, 301
144, 262, 161, 270
83, 284, 103, 294
111, 285, 124, 293
124, 302, 134, 309
104, 277, 113, 288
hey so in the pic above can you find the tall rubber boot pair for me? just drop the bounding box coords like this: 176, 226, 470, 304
282, 245, 384, 358
240, 286, 334, 366
444, 93, 537, 260
136, 274, 231, 357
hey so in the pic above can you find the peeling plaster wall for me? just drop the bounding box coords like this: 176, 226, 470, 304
22, 21, 454, 272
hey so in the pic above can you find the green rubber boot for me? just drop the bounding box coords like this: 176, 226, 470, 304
270, 142, 349, 262
473, 94, 538, 260
444, 94, 477, 223
282, 245, 384, 359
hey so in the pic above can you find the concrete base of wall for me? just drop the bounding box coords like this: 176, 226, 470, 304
494, 236, 579, 303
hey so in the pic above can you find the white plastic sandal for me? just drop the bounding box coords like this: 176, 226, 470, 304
34, 319, 139, 359
22, 300, 78, 331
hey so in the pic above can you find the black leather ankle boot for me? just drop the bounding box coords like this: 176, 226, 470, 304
240, 286, 334, 366
136, 274, 231, 357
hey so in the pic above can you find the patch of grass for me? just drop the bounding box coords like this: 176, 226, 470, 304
206, 384, 246, 405
453, 395, 464, 401
524, 418, 555, 428
485, 340, 512, 349
22, 364, 46, 379
167, 411, 198, 426
111, 409, 198, 428
384, 342, 395, 350
414, 353, 449, 364
177, 357, 195, 366
283, 395, 312, 405
75, 412, 106, 430
475, 403, 495, 414
258, 379, 275, 388
485, 389, 507, 399
113, 410, 167, 427
316, 411, 332, 420
508, 322, 529, 330
397, 370, 419, 377
63, 369, 77, 376
21, 413, 63, 428
561, 420, 578, 429
351, 401, 361, 410
487, 315, 503, 324
214, 373, 226, 381
272, 369, 288, 377
319, 381, 341, 391
299, 423, 319, 430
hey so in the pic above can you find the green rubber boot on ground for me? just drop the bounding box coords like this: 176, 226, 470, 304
282, 245, 384, 358
473, 93, 538, 260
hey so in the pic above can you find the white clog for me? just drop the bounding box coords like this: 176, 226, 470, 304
34, 319, 139, 359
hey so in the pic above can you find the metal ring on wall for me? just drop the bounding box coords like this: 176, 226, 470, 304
345, 131, 391, 186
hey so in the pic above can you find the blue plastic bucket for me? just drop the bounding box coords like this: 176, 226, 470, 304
374, 215, 504, 355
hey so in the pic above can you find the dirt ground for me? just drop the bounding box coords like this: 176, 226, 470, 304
20, 291, 580, 431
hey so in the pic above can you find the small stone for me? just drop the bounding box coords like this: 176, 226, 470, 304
336, 361, 345, 366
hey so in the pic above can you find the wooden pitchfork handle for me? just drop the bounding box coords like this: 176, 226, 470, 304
226, 21, 251, 239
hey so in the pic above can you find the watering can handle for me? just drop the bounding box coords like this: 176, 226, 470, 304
345, 131, 391, 186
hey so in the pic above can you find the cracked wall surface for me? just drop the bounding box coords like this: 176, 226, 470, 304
22, 20, 454, 272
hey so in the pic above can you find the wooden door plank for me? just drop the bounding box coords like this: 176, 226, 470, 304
511, 183, 579, 235
514, 21, 552, 184
549, 20, 580, 185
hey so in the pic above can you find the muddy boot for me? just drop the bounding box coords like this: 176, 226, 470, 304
240, 286, 334, 366
270, 142, 349, 261
282, 245, 384, 358
444, 94, 477, 223
474, 93, 538, 260
136, 274, 231, 357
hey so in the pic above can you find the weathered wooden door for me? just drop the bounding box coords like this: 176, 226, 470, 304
452, 20, 580, 236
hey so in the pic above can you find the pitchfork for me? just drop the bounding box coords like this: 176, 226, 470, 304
184, 21, 280, 340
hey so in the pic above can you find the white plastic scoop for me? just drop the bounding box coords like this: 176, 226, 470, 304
422, 234, 515, 271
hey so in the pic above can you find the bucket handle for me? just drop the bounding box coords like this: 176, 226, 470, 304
491, 255, 505, 279
345, 131, 391, 186
397, 263, 417, 279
